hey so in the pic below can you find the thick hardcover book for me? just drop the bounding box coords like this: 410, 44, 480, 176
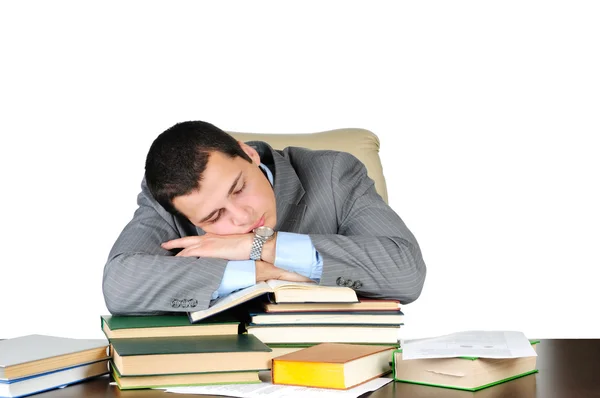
250, 310, 404, 325
188, 280, 358, 323
262, 298, 401, 313
392, 341, 540, 391
111, 334, 272, 376
272, 343, 395, 389
268, 343, 397, 361
101, 314, 240, 339
0, 335, 109, 380
0, 360, 109, 398
246, 324, 401, 344
110, 363, 260, 390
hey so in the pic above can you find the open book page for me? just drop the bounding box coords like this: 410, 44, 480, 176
266, 279, 358, 303
189, 280, 358, 323
265, 280, 318, 289
188, 282, 271, 323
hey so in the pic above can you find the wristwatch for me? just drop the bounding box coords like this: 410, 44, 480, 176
250, 226, 275, 260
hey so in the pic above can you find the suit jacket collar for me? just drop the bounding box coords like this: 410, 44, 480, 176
248, 141, 307, 232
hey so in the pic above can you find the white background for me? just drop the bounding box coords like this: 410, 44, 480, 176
1, 1, 598, 340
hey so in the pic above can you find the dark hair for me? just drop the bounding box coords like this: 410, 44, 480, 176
145, 121, 252, 215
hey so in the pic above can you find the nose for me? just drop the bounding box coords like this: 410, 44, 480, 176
229, 204, 252, 227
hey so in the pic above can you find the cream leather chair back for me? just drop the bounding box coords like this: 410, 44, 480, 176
229, 128, 388, 203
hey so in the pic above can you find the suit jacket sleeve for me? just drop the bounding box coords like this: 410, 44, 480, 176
309, 152, 427, 304
102, 179, 228, 315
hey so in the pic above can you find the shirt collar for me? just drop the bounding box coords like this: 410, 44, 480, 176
259, 162, 274, 186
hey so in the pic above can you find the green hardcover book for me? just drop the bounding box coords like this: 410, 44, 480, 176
392, 340, 540, 391
111, 334, 272, 376
110, 362, 260, 390
100, 313, 240, 340
266, 344, 316, 361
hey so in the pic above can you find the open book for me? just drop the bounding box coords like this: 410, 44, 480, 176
188, 280, 358, 323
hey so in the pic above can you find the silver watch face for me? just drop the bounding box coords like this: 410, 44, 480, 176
253, 226, 274, 239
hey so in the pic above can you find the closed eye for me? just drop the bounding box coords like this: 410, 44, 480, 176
233, 181, 246, 195
206, 209, 224, 224
204, 180, 245, 225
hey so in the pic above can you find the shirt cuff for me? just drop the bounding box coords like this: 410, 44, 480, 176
212, 260, 256, 300
274, 232, 323, 281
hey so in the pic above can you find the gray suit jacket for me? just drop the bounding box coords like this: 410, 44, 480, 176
103, 142, 426, 315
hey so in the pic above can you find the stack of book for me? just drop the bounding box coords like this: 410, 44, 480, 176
248, 298, 404, 357
187, 280, 403, 360
0, 335, 110, 398
189, 280, 403, 357
100, 314, 272, 390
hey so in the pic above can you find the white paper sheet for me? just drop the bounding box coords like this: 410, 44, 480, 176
400, 331, 537, 360
162, 374, 392, 397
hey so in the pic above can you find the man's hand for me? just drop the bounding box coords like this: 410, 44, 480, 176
255, 260, 314, 283
161, 233, 253, 260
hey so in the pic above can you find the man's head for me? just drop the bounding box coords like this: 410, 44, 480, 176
145, 121, 276, 235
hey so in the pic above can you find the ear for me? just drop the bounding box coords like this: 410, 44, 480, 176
238, 141, 261, 165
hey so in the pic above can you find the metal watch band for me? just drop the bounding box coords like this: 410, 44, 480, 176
250, 236, 266, 260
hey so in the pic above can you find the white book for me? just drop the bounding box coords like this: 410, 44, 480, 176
246, 325, 401, 344
0, 360, 109, 398
250, 311, 404, 325
0, 335, 109, 380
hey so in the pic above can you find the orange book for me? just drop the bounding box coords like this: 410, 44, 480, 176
272, 343, 395, 390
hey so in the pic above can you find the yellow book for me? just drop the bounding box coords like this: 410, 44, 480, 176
272, 343, 395, 390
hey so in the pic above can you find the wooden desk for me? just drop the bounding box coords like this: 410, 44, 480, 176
29, 339, 600, 398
